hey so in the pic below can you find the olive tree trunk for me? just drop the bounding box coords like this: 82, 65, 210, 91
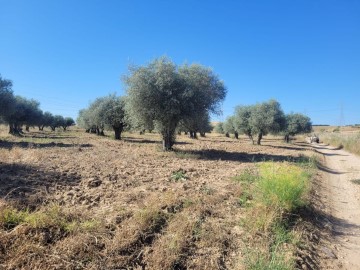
256, 132, 263, 145
189, 131, 197, 139
248, 135, 254, 145
113, 124, 124, 140
284, 134, 290, 143
161, 127, 176, 151
9, 123, 21, 135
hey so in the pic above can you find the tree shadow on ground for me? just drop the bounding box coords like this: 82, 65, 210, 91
316, 162, 345, 175
313, 149, 349, 157
297, 204, 360, 235
265, 144, 310, 151
124, 137, 192, 145
199, 138, 239, 143
294, 203, 360, 270
0, 162, 81, 209
7, 130, 76, 139
27, 135, 77, 139
175, 149, 304, 163
0, 140, 92, 150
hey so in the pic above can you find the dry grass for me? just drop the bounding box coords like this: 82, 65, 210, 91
0, 125, 318, 269
320, 132, 360, 156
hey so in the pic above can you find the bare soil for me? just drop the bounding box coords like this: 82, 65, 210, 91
0, 127, 319, 269
313, 144, 360, 270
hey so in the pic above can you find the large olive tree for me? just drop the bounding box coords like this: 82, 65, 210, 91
124, 57, 226, 150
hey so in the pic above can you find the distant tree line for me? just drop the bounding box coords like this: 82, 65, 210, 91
77, 57, 226, 150
216, 99, 312, 144
0, 75, 75, 135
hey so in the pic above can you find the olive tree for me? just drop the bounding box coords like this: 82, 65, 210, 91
4, 96, 42, 134
249, 99, 286, 145
77, 97, 111, 135
37, 111, 53, 130
214, 122, 224, 134
97, 94, 127, 140
223, 116, 237, 138
24, 104, 43, 131
179, 111, 212, 138
77, 109, 94, 132
233, 105, 254, 143
61, 117, 75, 131
49, 115, 65, 131
77, 94, 128, 139
284, 113, 312, 142
124, 57, 226, 150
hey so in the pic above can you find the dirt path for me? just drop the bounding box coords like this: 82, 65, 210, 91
314, 143, 360, 269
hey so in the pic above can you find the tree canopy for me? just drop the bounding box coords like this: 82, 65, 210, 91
248, 99, 286, 144
284, 113, 312, 142
124, 57, 226, 150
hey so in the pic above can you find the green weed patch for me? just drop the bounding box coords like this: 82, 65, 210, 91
234, 157, 316, 269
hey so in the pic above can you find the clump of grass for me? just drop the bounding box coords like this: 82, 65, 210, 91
199, 185, 215, 195
0, 203, 100, 232
234, 160, 315, 269
245, 247, 293, 270
232, 168, 258, 184
351, 179, 360, 185
134, 207, 169, 233
232, 168, 258, 207
333, 127, 340, 133
258, 162, 310, 212
170, 169, 188, 181
0, 207, 27, 229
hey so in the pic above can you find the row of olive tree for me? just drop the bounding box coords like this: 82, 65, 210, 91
217, 99, 312, 144
77, 57, 226, 150
0, 75, 75, 134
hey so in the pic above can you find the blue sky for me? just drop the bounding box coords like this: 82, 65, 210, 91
1, 0, 359, 125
